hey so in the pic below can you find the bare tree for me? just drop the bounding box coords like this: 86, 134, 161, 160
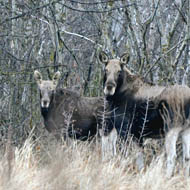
0, 0, 189, 144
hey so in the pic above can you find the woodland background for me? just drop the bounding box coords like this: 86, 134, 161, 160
0, 1, 190, 189
0, 0, 190, 148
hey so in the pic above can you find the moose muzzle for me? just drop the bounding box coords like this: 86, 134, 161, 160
104, 82, 116, 96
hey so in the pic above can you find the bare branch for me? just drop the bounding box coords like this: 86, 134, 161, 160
61, 29, 102, 47
144, 39, 185, 77
59, 2, 135, 13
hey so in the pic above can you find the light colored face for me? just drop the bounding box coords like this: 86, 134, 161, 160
37, 81, 57, 108
104, 59, 122, 96
34, 71, 61, 108
99, 51, 130, 97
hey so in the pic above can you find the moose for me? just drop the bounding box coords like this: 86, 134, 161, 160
34, 70, 103, 141
99, 51, 190, 177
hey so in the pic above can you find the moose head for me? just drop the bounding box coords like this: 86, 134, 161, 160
99, 51, 130, 97
34, 70, 61, 109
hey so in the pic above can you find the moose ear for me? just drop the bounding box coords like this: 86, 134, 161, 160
52, 71, 61, 85
120, 53, 130, 65
99, 51, 109, 64
34, 70, 42, 84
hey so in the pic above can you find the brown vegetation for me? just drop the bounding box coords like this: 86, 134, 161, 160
1, 136, 190, 190
1, 1, 190, 188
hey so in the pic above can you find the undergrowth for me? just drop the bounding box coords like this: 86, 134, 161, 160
0, 134, 189, 190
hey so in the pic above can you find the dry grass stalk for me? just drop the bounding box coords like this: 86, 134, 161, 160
0, 133, 189, 190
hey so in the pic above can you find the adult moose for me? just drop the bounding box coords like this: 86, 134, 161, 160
34, 70, 103, 141
99, 51, 190, 177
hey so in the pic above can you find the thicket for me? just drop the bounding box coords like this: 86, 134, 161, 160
0, 0, 190, 147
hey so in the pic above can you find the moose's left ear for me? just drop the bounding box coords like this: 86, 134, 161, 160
99, 51, 109, 64
120, 53, 130, 65
34, 70, 43, 85
52, 71, 61, 85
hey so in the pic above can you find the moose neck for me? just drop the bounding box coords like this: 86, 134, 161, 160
41, 107, 49, 119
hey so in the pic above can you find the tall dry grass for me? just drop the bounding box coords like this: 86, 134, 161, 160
0, 134, 189, 190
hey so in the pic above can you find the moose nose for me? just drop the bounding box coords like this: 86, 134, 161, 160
42, 100, 49, 108
107, 85, 113, 91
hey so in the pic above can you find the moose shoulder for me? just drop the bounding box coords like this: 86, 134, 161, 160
34, 70, 103, 141
99, 51, 190, 177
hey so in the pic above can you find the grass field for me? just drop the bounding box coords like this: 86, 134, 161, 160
0, 134, 189, 190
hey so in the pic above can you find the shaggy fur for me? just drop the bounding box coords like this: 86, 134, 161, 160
99, 51, 190, 177
34, 71, 103, 141
100, 52, 166, 143
43, 88, 103, 140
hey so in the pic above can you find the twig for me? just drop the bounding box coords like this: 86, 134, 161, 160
65, 0, 125, 5
173, 0, 187, 24
0, 0, 62, 25
138, 98, 149, 144
144, 39, 185, 77
139, 0, 161, 74
61, 29, 102, 47
0, 64, 67, 76
59, 2, 135, 13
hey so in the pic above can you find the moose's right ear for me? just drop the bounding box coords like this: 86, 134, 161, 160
120, 53, 130, 65
52, 71, 61, 86
34, 70, 42, 84
99, 51, 109, 64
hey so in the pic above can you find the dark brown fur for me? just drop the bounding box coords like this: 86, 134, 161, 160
99, 52, 190, 176
42, 88, 103, 140
34, 71, 103, 140
99, 51, 190, 143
